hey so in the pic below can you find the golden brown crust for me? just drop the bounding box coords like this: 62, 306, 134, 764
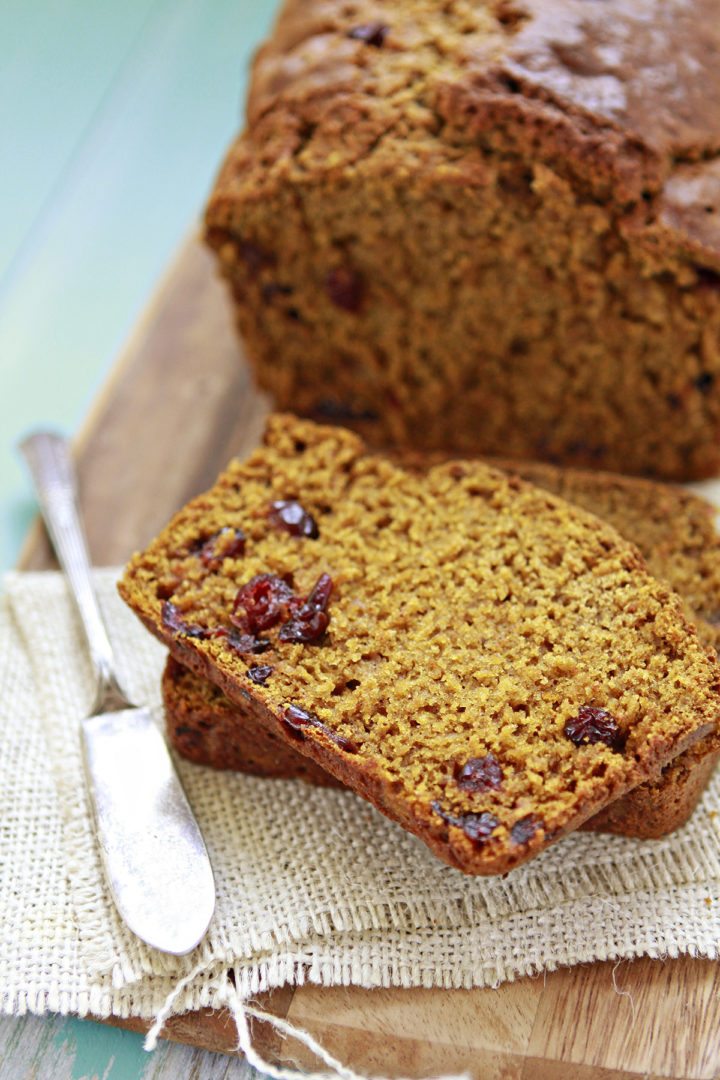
120, 416, 720, 874
245, 0, 720, 203
163, 656, 342, 784
581, 740, 720, 839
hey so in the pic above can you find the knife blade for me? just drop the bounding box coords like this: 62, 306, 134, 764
20, 431, 215, 955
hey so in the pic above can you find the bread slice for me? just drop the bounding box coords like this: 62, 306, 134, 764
119, 416, 720, 874
160, 458, 720, 839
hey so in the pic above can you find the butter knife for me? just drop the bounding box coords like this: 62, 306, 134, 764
20, 432, 215, 954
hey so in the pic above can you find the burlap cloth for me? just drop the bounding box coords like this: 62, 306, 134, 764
4, 567, 720, 1075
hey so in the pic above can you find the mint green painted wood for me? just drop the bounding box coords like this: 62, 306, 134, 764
0, 0, 275, 570
0, 1014, 262, 1078
0, 0, 166, 281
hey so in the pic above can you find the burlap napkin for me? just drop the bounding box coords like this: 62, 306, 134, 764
4, 567, 720, 1075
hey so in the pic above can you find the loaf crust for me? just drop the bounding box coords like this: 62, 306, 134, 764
161, 456, 720, 838
205, 0, 720, 479
119, 416, 720, 873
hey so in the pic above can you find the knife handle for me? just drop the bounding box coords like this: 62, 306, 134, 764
19, 432, 129, 711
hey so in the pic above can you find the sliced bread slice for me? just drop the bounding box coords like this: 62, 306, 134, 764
119, 417, 720, 873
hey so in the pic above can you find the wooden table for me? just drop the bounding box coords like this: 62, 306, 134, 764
19, 237, 720, 1080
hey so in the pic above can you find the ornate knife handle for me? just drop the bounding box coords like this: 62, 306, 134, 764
19, 432, 128, 711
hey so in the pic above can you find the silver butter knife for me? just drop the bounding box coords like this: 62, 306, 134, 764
20, 432, 215, 954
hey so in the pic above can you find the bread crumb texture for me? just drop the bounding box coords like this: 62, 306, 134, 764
491, 458, 720, 653
161, 648, 720, 840
119, 417, 720, 873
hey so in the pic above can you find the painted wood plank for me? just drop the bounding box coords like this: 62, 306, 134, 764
18, 236, 269, 571
0, 1013, 262, 1080
0, 0, 275, 571
0, 0, 164, 280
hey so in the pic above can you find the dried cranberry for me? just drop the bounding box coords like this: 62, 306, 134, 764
564, 439, 607, 461
262, 283, 293, 302
511, 816, 541, 845
278, 573, 333, 643
231, 574, 294, 634
279, 608, 329, 643
460, 812, 500, 844
695, 266, 720, 291
161, 601, 216, 640
283, 704, 319, 733
564, 706, 625, 750
199, 527, 246, 569
226, 629, 270, 655
311, 398, 379, 423
308, 573, 333, 609
161, 601, 185, 633
348, 21, 389, 47
695, 372, 715, 394
432, 803, 499, 846
328, 730, 358, 753
247, 665, 274, 684
269, 500, 319, 538
326, 266, 364, 312
454, 754, 503, 793
281, 704, 356, 752
240, 241, 275, 274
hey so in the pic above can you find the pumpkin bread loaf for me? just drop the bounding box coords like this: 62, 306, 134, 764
161, 458, 720, 838
119, 417, 720, 874
205, 0, 720, 479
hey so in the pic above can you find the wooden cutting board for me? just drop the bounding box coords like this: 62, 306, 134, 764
20, 235, 720, 1080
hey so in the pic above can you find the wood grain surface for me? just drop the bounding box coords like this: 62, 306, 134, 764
19, 236, 720, 1080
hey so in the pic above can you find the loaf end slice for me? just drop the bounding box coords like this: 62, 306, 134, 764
492, 459, 720, 654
